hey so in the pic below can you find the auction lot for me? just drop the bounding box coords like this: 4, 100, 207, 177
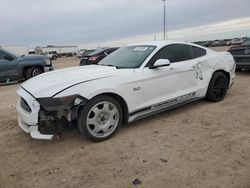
0, 47, 250, 188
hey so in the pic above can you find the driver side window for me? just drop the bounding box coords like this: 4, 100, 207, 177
0, 51, 7, 61
0, 51, 13, 61
147, 44, 193, 66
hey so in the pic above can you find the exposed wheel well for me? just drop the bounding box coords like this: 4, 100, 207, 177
77, 93, 129, 124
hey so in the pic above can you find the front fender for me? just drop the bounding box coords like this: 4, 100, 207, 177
55, 79, 134, 112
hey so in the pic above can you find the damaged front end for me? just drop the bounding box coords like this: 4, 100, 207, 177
17, 87, 88, 140
36, 95, 87, 138
17, 86, 88, 140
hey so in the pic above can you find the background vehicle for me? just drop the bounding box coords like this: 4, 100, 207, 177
202, 41, 213, 47
45, 51, 58, 60
16, 41, 235, 142
77, 49, 96, 58
210, 40, 220, 47
231, 38, 243, 45
79, 47, 118, 66
218, 39, 231, 46
0, 48, 53, 85
229, 39, 250, 71
28, 50, 36, 55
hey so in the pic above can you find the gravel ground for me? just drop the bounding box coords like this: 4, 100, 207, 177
0, 48, 250, 188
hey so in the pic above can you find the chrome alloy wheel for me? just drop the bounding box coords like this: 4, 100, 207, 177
32, 69, 42, 77
86, 101, 120, 138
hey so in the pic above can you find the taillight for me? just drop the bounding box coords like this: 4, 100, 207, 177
89, 56, 98, 62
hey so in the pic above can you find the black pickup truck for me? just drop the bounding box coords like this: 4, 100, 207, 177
0, 48, 53, 85
229, 39, 250, 71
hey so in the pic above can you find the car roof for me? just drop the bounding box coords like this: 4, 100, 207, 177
128, 40, 200, 48
128, 40, 212, 52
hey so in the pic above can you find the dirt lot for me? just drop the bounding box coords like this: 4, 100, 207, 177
0, 48, 250, 188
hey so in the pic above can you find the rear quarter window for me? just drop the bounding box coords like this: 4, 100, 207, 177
192, 46, 206, 58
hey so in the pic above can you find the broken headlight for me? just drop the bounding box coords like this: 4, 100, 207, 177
37, 95, 86, 111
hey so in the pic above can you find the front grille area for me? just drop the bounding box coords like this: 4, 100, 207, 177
230, 50, 246, 56
235, 57, 250, 63
20, 98, 32, 113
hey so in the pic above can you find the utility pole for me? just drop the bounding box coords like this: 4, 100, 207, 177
162, 0, 167, 40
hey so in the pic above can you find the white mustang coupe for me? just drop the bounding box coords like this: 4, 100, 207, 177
16, 41, 235, 141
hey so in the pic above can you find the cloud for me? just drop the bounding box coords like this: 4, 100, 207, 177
0, 0, 250, 47
80, 17, 250, 48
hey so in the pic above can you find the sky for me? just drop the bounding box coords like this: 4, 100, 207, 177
0, 0, 250, 49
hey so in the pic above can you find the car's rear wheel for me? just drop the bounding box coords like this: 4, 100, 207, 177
78, 95, 122, 142
26, 67, 43, 79
206, 72, 229, 102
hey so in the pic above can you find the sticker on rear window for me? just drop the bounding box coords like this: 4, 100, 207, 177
134, 47, 148, 51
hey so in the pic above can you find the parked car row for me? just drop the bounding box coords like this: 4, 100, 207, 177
194, 37, 249, 47
77, 49, 96, 58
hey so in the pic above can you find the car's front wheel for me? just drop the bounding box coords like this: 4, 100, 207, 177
206, 72, 229, 102
78, 95, 122, 142
26, 67, 43, 79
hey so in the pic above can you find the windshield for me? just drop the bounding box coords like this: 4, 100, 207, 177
98, 45, 156, 68
242, 40, 250, 46
2, 48, 19, 57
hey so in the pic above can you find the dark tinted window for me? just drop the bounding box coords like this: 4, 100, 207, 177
192, 46, 206, 58
88, 48, 106, 56
148, 44, 193, 65
105, 48, 118, 55
0, 51, 7, 60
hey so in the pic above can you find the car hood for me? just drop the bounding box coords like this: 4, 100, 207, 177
19, 55, 45, 61
21, 65, 131, 98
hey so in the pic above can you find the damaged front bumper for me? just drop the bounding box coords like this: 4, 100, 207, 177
18, 117, 54, 139
16, 87, 86, 140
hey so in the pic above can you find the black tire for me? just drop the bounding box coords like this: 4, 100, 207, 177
236, 68, 242, 72
206, 72, 229, 102
26, 67, 43, 79
78, 95, 123, 142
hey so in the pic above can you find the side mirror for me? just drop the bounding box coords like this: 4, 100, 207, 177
149, 59, 170, 69
4, 56, 14, 61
